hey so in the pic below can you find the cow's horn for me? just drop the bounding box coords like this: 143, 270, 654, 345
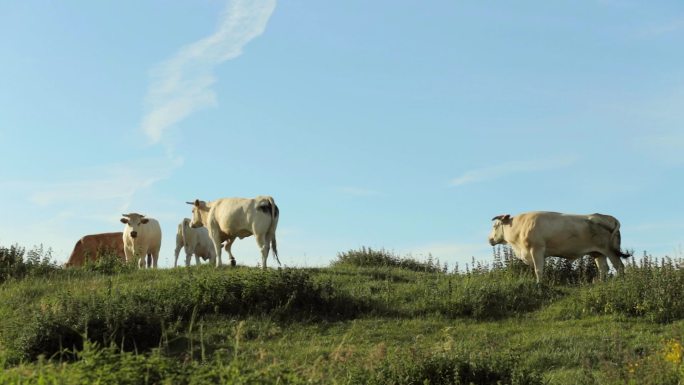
122, 213, 130, 218
185, 201, 194, 205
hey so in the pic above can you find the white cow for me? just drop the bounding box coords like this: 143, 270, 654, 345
187, 196, 279, 269
488, 211, 630, 283
120, 213, 162, 268
174, 218, 216, 267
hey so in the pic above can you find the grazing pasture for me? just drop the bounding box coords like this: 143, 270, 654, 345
1, 245, 684, 384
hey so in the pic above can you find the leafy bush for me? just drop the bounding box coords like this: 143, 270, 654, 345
577, 256, 684, 323
0, 341, 309, 385
82, 251, 135, 275
493, 245, 599, 284
0, 244, 60, 284
350, 351, 544, 385
333, 247, 441, 272
1, 267, 366, 362
448, 274, 562, 320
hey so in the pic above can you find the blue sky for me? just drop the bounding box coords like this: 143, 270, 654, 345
1, 1, 683, 268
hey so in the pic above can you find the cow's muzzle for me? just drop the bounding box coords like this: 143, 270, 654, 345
130, 231, 138, 238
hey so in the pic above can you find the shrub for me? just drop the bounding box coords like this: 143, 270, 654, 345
0, 244, 60, 284
349, 351, 544, 385
333, 247, 440, 272
577, 256, 684, 322
493, 245, 599, 284
448, 274, 562, 320
0, 341, 309, 385
82, 251, 135, 275
1, 267, 366, 362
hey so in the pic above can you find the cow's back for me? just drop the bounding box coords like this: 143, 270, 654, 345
67, 232, 125, 266
509, 211, 616, 257
210, 198, 258, 233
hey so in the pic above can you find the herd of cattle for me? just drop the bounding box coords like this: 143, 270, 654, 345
65, 194, 629, 283
66, 195, 280, 270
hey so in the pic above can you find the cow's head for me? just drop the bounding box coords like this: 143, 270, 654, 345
186, 200, 209, 228
120, 213, 149, 239
488, 214, 512, 246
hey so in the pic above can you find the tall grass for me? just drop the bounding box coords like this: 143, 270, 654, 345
0, 267, 367, 363
576, 254, 684, 323
3, 243, 684, 384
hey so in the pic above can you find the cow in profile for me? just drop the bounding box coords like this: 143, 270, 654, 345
66, 232, 125, 267
120, 213, 162, 268
174, 218, 216, 267
187, 196, 279, 269
488, 211, 630, 283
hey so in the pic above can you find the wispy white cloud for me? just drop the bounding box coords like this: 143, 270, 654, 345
339, 186, 383, 197
141, 0, 277, 143
1, 157, 183, 209
450, 156, 576, 187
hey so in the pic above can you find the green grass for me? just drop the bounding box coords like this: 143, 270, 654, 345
1, 246, 684, 384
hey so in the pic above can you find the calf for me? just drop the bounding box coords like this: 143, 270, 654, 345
174, 218, 216, 267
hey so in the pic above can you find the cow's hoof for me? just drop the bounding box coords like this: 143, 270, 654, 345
230, 259, 236, 267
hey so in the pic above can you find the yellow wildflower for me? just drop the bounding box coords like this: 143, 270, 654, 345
663, 339, 683, 365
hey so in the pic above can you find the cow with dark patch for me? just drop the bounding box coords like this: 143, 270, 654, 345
187, 196, 279, 269
488, 211, 630, 283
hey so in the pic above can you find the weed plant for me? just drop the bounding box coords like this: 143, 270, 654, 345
333, 246, 442, 272
0, 244, 60, 283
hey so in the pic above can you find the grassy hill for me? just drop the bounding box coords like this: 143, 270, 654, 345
1, 245, 684, 384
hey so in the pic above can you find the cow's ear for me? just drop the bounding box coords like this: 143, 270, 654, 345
194, 199, 200, 207
120, 218, 129, 224
141, 218, 149, 224
503, 214, 511, 221
186, 201, 194, 205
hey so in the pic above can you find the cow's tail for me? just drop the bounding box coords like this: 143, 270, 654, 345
607, 219, 631, 259
181, 218, 190, 243
267, 197, 280, 266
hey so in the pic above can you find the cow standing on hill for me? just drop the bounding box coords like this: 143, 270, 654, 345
66, 232, 125, 267
120, 213, 162, 268
488, 211, 630, 283
187, 196, 279, 269
174, 218, 216, 267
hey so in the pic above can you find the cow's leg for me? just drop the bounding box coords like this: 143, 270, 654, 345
592, 253, 609, 281
208, 225, 222, 267
606, 253, 625, 277
184, 246, 192, 267
152, 252, 158, 269
174, 244, 182, 268
225, 237, 236, 267
195, 255, 201, 265
255, 233, 270, 270
529, 247, 545, 283
213, 240, 222, 267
